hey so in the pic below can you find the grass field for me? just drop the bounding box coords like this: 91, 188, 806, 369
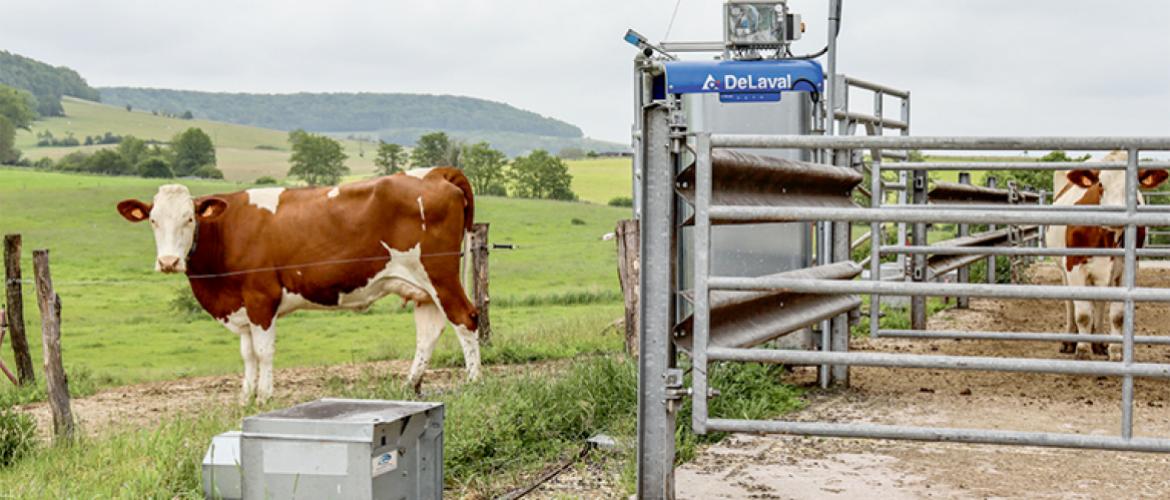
0, 168, 630, 389
15, 98, 380, 182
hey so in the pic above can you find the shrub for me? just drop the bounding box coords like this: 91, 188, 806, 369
254, 176, 278, 185
570, 217, 586, 226
608, 196, 633, 207
137, 157, 174, 179
0, 406, 36, 468
192, 165, 224, 179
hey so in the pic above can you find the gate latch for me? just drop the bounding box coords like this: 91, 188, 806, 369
664, 368, 687, 411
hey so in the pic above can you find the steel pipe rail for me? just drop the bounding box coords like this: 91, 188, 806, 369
833, 111, 908, 131
879, 329, 1170, 345
706, 276, 1170, 303
885, 161, 1170, 171
706, 347, 1170, 378
881, 245, 1170, 258
707, 205, 1170, 226
843, 76, 910, 98
709, 135, 1170, 151
705, 419, 1170, 454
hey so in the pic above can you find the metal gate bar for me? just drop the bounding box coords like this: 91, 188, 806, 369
705, 419, 1170, 453
709, 135, 1170, 150
883, 245, 1170, 258
880, 329, 1170, 345
884, 161, 1170, 171
707, 347, 1170, 378
708, 277, 1170, 302
707, 206, 1170, 226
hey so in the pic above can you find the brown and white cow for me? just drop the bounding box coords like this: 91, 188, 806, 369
1046, 151, 1168, 360
116, 167, 480, 402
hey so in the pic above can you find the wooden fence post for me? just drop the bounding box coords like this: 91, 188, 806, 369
4, 234, 35, 385
470, 223, 492, 344
33, 249, 73, 441
615, 219, 640, 357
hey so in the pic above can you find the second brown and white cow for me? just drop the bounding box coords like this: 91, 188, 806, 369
117, 167, 479, 402
1046, 150, 1168, 360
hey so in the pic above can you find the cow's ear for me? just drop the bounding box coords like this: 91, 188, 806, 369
1067, 170, 1099, 188
1139, 169, 1169, 189
196, 197, 228, 220
117, 199, 152, 223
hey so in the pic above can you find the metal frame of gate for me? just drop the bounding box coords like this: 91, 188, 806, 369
638, 125, 1170, 495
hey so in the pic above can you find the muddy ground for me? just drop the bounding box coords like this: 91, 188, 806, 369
676, 262, 1170, 499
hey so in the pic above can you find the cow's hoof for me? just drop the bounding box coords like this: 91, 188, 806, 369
1108, 346, 1123, 362
1075, 345, 1092, 360
1092, 343, 1109, 356
1060, 342, 1077, 354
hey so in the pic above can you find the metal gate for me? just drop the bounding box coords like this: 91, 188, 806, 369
636, 120, 1170, 496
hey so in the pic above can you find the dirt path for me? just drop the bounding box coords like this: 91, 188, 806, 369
676, 263, 1170, 499
18, 359, 540, 437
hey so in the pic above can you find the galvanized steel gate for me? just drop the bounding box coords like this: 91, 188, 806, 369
636, 114, 1170, 496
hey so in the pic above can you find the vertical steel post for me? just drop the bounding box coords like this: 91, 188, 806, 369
820, 0, 844, 386
1121, 148, 1138, 440
869, 151, 882, 339
636, 105, 677, 499
986, 176, 998, 285
956, 172, 971, 308
897, 91, 911, 272
693, 133, 712, 432
910, 167, 928, 330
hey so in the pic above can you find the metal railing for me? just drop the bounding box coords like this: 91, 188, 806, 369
686, 132, 1170, 451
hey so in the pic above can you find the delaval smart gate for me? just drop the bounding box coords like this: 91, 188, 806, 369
630, 2, 1170, 499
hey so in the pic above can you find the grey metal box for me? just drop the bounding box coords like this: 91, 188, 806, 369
203, 431, 243, 500
240, 398, 444, 500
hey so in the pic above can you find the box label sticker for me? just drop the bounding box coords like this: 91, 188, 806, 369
372, 450, 398, 477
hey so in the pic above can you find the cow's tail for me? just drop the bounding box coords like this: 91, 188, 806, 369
433, 167, 475, 233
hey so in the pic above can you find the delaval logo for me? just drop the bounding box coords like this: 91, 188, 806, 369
719, 73, 792, 91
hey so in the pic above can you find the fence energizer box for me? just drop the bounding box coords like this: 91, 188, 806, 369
237, 398, 444, 499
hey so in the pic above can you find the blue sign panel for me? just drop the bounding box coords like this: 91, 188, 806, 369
663, 60, 823, 103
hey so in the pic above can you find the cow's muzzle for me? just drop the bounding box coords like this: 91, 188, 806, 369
157, 255, 185, 273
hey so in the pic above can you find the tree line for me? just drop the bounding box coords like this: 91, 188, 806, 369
99, 88, 584, 139
287, 131, 578, 201
0, 51, 99, 117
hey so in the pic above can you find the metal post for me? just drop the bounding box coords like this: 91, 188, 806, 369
636, 105, 677, 499
986, 176, 998, 285
693, 133, 712, 431
956, 173, 971, 308
1121, 148, 1138, 439
869, 152, 882, 339
910, 168, 927, 329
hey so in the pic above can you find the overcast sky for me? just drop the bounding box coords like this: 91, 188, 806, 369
3, 1, 1168, 145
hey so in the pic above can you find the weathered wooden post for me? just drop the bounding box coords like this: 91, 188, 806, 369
33, 249, 73, 441
0, 309, 19, 385
469, 223, 492, 344
615, 219, 640, 357
4, 234, 35, 385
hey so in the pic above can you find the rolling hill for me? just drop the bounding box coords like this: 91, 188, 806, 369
99, 87, 627, 156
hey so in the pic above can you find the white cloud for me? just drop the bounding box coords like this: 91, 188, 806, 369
2, 1, 1167, 143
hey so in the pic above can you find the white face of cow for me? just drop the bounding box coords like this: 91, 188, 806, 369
117, 184, 228, 273
1066, 168, 1169, 230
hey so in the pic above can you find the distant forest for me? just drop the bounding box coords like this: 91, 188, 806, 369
99, 88, 584, 138
0, 51, 100, 116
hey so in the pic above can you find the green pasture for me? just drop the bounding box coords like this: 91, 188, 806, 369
15, 98, 380, 181
0, 168, 630, 391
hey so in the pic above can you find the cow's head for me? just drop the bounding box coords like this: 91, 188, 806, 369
117, 184, 228, 273
1066, 168, 1169, 211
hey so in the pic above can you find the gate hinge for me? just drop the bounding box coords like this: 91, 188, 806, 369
664, 368, 686, 401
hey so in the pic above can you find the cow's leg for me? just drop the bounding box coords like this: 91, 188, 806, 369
230, 324, 258, 405
407, 301, 446, 394
251, 321, 277, 404
1060, 271, 1077, 353
1091, 301, 1110, 356
1107, 301, 1125, 361
430, 273, 481, 383
1071, 299, 1096, 360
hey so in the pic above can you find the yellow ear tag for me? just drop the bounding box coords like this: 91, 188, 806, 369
131, 208, 144, 219
202, 205, 216, 217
